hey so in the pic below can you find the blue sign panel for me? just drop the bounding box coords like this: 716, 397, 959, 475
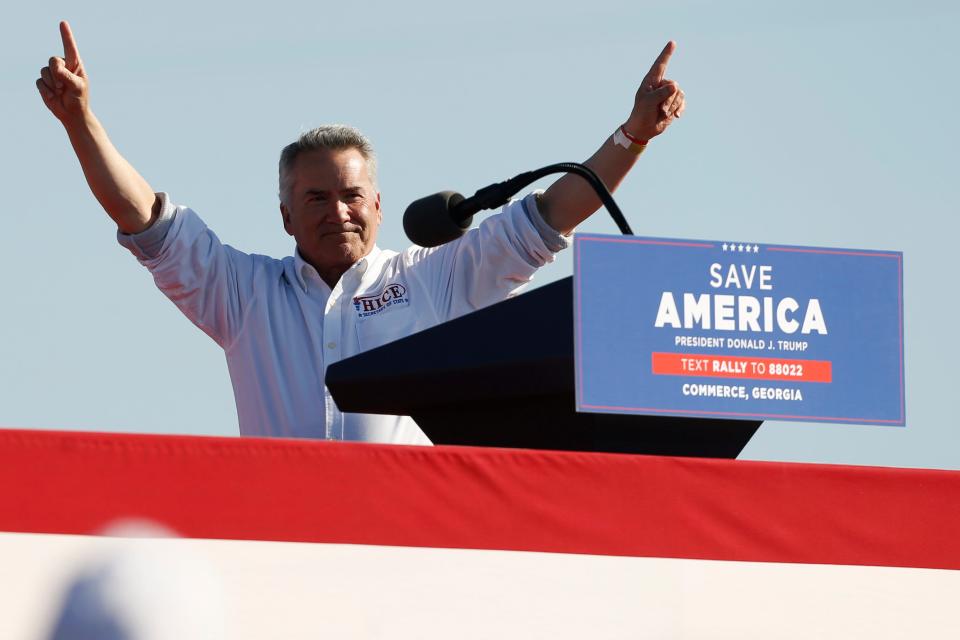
574, 234, 905, 426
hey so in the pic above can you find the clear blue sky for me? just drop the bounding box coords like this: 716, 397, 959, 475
2, 0, 957, 469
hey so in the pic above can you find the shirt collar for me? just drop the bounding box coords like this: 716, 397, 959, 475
293, 245, 382, 293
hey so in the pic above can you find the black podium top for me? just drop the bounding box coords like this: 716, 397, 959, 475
326, 277, 760, 457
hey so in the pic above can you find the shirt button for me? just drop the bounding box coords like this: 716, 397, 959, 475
327, 341, 337, 349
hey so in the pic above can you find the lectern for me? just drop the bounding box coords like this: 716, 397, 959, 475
326, 277, 760, 457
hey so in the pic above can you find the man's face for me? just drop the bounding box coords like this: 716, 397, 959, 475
280, 147, 382, 280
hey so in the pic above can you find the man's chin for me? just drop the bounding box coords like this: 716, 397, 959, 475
303, 239, 365, 266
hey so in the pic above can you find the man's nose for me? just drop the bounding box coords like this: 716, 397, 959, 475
325, 199, 352, 222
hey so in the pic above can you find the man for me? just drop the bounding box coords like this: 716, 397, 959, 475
36, 21, 685, 444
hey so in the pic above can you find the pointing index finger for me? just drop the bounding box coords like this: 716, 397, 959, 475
60, 21, 81, 69
644, 41, 676, 85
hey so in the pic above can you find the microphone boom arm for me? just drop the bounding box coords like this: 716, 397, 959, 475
453, 162, 633, 236
403, 162, 633, 247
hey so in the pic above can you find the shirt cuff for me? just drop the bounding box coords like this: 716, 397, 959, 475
117, 192, 176, 260
521, 191, 572, 253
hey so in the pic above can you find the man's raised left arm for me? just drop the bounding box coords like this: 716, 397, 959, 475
538, 41, 685, 235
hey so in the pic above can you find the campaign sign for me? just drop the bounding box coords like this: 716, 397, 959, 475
574, 234, 905, 426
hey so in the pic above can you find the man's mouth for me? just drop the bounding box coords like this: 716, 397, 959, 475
320, 227, 360, 238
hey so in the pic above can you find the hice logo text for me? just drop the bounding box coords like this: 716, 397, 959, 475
354, 283, 410, 318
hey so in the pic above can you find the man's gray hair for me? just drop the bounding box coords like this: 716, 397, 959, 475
278, 125, 378, 204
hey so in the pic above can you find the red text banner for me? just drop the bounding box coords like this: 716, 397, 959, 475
652, 352, 832, 383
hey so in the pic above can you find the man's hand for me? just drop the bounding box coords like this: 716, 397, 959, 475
36, 21, 89, 126
623, 41, 686, 142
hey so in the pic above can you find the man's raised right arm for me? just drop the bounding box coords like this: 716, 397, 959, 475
36, 21, 159, 234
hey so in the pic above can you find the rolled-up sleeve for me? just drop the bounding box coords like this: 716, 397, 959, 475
404, 191, 571, 322
117, 193, 256, 349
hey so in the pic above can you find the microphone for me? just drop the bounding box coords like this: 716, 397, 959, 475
402, 163, 633, 248
403, 175, 530, 247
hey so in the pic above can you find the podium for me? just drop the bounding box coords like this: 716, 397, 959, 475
326, 277, 760, 457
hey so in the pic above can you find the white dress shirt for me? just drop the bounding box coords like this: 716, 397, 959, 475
119, 192, 569, 444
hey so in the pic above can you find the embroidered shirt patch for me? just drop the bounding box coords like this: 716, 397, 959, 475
353, 283, 410, 318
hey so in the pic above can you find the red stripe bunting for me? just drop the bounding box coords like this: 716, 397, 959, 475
0, 428, 958, 570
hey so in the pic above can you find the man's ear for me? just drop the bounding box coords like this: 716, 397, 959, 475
280, 203, 294, 236
375, 191, 382, 225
